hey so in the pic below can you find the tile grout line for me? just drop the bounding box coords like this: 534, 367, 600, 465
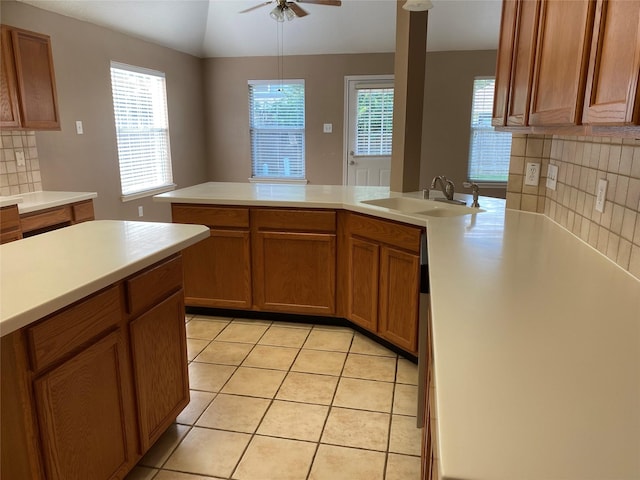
147, 315, 420, 480
227, 318, 312, 480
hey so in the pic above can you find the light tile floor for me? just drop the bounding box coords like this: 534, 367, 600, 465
125, 314, 422, 480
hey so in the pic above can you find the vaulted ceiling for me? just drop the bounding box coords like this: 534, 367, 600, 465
18, 0, 502, 58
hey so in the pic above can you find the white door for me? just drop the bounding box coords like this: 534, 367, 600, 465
344, 75, 394, 186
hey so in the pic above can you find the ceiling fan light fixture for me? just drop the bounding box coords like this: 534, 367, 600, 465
403, 0, 434, 11
283, 7, 296, 21
270, 6, 285, 21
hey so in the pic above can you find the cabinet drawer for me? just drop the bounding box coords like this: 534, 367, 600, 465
21, 205, 72, 234
126, 255, 183, 316
27, 285, 122, 372
252, 208, 336, 232
172, 204, 249, 228
347, 212, 422, 254
72, 200, 94, 223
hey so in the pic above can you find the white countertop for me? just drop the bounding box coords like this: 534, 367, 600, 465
0, 191, 97, 212
0, 195, 23, 208
16, 190, 98, 214
156, 182, 640, 480
0, 220, 209, 336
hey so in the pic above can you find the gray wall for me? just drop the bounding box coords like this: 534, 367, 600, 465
204, 51, 499, 192
420, 50, 502, 198
1, 0, 208, 222
203, 54, 395, 185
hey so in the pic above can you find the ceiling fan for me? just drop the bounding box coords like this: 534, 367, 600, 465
240, 0, 342, 22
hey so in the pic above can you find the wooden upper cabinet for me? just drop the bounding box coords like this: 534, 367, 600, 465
0, 25, 60, 130
493, 0, 518, 126
582, 0, 640, 125
529, 0, 596, 126
506, 0, 540, 126
0, 26, 21, 128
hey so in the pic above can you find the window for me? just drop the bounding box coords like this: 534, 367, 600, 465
248, 80, 305, 181
110, 62, 174, 200
355, 86, 394, 156
468, 77, 512, 184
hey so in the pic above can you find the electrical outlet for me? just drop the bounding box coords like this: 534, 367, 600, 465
323, 123, 332, 133
546, 164, 558, 190
76, 121, 84, 135
595, 179, 607, 213
138, 206, 144, 217
15, 150, 26, 167
525, 162, 540, 186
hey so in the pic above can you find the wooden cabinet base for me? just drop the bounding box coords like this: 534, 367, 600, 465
0, 255, 188, 480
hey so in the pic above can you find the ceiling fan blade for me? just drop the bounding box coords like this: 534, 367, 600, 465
239, 1, 273, 13
288, 2, 309, 17
297, 0, 342, 6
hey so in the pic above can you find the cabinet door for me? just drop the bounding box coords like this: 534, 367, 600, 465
506, 0, 540, 126
0, 26, 21, 128
33, 331, 137, 480
529, 0, 596, 125
11, 28, 60, 129
583, 0, 640, 125
347, 236, 380, 332
493, 0, 518, 126
378, 246, 420, 354
182, 229, 252, 309
253, 231, 336, 315
129, 291, 189, 450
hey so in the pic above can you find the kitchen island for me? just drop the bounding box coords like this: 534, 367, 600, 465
156, 182, 640, 480
0, 220, 209, 479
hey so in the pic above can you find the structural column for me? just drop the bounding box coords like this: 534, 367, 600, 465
390, 1, 428, 192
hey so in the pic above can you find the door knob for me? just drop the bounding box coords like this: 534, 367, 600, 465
349, 160, 355, 165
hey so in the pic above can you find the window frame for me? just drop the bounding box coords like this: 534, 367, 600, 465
247, 79, 307, 184
467, 76, 512, 187
110, 61, 175, 201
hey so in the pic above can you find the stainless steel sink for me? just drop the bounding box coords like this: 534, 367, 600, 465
361, 196, 484, 217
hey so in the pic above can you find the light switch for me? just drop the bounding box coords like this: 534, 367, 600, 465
323, 123, 332, 134
76, 121, 84, 135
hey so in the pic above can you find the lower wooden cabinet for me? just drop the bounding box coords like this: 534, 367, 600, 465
344, 212, 422, 355
172, 204, 423, 354
129, 291, 188, 450
252, 209, 337, 315
379, 246, 420, 353
0, 254, 188, 480
0, 204, 22, 243
173, 204, 252, 309
34, 330, 137, 480
347, 237, 380, 331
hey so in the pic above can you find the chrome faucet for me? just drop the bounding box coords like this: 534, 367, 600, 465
430, 176, 456, 201
463, 181, 480, 208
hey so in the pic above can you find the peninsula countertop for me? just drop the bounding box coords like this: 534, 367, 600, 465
0, 220, 209, 336
156, 182, 640, 480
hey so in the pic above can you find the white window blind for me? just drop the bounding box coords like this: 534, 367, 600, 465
468, 77, 512, 184
355, 87, 394, 156
110, 62, 173, 199
249, 80, 305, 180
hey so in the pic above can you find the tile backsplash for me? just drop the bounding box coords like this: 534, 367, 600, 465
507, 134, 640, 279
0, 130, 42, 196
